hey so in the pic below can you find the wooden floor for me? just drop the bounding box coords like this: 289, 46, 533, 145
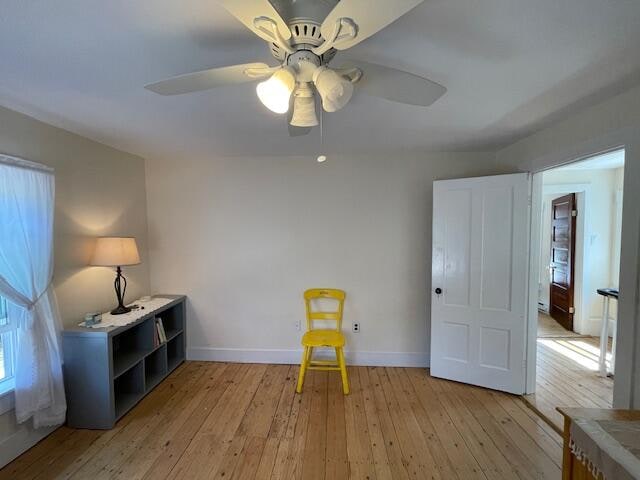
524, 315, 613, 431
1, 362, 562, 480
537, 312, 584, 338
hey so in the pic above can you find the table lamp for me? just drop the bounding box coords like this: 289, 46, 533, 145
90, 237, 141, 315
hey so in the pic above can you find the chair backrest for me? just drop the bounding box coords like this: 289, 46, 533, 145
304, 288, 346, 332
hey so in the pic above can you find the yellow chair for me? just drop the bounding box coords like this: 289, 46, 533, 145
296, 288, 349, 395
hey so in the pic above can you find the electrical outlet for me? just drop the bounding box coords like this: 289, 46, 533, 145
352, 322, 360, 333
295, 319, 301, 331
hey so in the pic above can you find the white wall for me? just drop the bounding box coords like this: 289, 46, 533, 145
0, 106, 151, 325
146, 152, 511, 366
539, 167, 622, 335
0, 105, 151, 466
611, 167, 625, 292
496, 83, 640, 408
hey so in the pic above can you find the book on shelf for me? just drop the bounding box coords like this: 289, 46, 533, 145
156, 317, 167, 343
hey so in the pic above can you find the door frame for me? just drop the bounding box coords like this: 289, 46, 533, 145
525, 179, 592, 393
524, 148, 623, 395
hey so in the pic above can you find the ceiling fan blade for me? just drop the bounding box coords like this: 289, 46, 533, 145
145, 62, 271, 96
217, 0, 291, 42
342, 60, 446, 107
321, 0, 423, 50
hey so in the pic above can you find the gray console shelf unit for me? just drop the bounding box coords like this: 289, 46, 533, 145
62, 295, 186, 429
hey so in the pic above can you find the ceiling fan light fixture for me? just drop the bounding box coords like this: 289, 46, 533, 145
256, 66, 296, 114
312, 66, 354, 112
290, 95, 318, 127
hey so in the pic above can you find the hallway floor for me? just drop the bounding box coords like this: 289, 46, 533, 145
524, 313, 613, 431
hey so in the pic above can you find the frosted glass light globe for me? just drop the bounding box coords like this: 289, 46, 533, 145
256, 67, 296, 114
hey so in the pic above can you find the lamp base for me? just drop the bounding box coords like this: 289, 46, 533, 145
111, 265, 131, 315
111, 304, 132, 315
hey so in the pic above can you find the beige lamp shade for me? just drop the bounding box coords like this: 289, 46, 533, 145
90, 237, 141, 266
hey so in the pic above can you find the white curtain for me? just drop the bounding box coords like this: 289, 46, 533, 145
0, 156, 66, 428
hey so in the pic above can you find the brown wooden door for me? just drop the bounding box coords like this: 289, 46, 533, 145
549, 193, 576, 331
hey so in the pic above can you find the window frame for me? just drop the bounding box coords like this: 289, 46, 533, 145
0, 296, 16, 397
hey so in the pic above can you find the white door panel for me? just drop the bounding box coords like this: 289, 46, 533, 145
431, 173, 530, 394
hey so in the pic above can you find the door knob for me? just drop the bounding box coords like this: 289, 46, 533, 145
434, 287, 442, 295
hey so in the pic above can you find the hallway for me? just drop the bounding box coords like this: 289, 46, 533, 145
524, 313, 613, 431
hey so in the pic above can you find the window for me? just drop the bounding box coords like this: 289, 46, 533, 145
0, 295, 15, 394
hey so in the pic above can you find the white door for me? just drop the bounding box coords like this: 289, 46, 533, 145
430, 173, 530, 394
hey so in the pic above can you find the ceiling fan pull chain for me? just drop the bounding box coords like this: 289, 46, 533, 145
320, 103, 324, 147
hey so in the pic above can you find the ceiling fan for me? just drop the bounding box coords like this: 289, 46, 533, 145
145, 0, 446, 136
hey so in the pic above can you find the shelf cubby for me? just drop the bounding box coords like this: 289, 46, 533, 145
145, 344, 168, 392
167, 332, 185, 373
157, 302, 184, 342
114, 360, 144, 420
112, 319, 154, 377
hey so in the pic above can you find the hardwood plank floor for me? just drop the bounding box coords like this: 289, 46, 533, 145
537, 312, 584, 338
1, 362, 562, 480
524, 332, 613, 432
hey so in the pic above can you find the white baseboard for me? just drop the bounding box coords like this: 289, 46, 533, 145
585, 316, 616, 337
537, 303, 549, 313
187, 347, 430, 368
0, 410, 55, 468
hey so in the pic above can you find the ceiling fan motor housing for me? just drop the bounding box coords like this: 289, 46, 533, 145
145, 0, 446, 135
269, 20, 337, 64
286, 50, 321, 82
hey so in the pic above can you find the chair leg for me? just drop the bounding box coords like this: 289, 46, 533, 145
337, 347, 350, 395
307, 346, 314, 365
296, 346, 309, 394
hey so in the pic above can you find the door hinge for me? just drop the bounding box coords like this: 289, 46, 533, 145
569, 306, 575, 314
571, 210, 577, 217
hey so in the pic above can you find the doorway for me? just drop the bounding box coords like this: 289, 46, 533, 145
525, 149, 624, 430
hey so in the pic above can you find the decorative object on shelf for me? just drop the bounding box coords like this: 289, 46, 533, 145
83, 312, 102, 326
90, 237, 141, 315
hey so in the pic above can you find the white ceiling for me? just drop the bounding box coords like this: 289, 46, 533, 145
556, 149, 625, 171
1, 0, 640, 160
